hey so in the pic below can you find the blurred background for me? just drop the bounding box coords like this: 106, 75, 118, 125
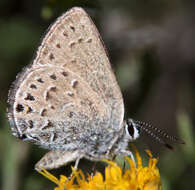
0, 0, 194, 189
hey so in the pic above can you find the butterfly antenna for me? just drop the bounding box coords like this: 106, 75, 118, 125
128, 119, 173, 150
133, 120, 185, 145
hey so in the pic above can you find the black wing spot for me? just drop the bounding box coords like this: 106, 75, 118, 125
24, 93, 35, 101
49, 53, 55, 61
40, 108, 47, 116
16, 104, 24, 112
28, 120, 34, 128
56, 43, 61, 48
50, 74, 57, 80
37, 78, 44, 83
87, 38, 92, 43
70, 26, 75, 32
63, 32, 68, 37
30, 84, 37, 89
62, 72, 68, 77
78, 38, 83, 43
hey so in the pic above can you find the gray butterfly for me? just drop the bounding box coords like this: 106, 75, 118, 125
7, 7, 184, 170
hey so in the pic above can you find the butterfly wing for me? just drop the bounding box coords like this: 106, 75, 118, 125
7, 7, 124, 152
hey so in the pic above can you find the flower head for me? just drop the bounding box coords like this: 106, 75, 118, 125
38, 148, 162, 190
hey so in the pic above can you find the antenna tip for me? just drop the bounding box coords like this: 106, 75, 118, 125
175, 138, 186, 144
165, 143, 174, 150
180, 140, 186, 144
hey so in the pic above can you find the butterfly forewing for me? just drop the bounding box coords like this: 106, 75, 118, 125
7, 7, 124, 150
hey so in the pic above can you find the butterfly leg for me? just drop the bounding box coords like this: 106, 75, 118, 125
35, 150, 82, 171
105, 136, 119, 156
120, 150, 136, 163
73, 156, 82, 170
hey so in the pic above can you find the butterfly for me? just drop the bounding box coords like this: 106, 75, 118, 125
7, 7, 184, 171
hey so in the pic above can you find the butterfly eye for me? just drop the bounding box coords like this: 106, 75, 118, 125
127, 122, 134, 136
19, 134, 28, 140
125, 119, 140, 141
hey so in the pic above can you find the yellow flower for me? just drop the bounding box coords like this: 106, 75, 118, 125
38, 148, 162, 190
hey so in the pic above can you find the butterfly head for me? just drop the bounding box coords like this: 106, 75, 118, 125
125, 118, 185, 149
